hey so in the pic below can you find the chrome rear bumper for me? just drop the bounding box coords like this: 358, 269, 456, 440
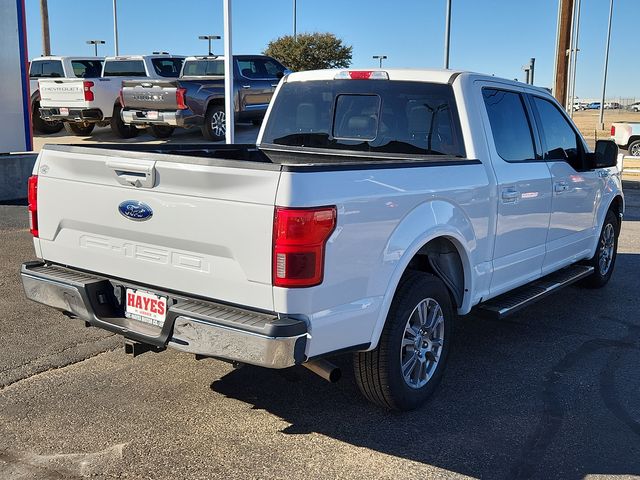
21, 262, 307, 369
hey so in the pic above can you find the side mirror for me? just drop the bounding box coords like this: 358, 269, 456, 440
588, 140, 618, 169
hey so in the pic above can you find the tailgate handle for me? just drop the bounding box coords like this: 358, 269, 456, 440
106, 159, 156, 188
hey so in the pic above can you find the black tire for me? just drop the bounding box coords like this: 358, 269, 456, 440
149, 125, 175, 139
31, 101, 63, 134
628, 139, 640, 157
354, 271, 454, 411
63, 122, 95, 136
110, 104, 139, 139
202, 104, 226, 141
581, 209, 619, 288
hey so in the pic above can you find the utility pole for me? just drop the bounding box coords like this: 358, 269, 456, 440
443, 0, 452, 68
529, 57, 535, 84
86, 40, 105, 56
113, 0, 119, 55
40, 0, 51, 56
553, 0, 574, 106
567, 0, 582, 116
599, 0, 614, 130
198, 35, 221, 56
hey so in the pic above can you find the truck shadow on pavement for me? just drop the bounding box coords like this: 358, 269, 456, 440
211, 253, 640, 480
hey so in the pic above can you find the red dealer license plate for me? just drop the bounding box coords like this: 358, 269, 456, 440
124, 288, 167, 327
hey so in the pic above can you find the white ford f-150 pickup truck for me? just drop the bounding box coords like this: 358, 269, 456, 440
22, 69, 623, 411
611, 121, 640, 157
38, 54, 184, 138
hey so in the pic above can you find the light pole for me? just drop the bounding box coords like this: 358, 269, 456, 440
86, 40, 105, 56
444, 0, 452, 68
223, 0, 234, 144
293, 0, 297, 41
599, 0, 614, 130
112, 0, 119, 55
373, 55, 387, 68
198, 35, 221, 55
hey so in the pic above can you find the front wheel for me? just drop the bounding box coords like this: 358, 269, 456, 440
581, 209, 619, 288
202, 105, 226, 141
354, 271, 454, 411
63, 122, 95, 136
628, 139, 640, 157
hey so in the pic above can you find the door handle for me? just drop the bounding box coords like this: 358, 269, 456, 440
106, 158, 156, 188
554, 181, 568, 193
271, 84, 279, 87
241, 85, 251, 89
501, 189, 519, 203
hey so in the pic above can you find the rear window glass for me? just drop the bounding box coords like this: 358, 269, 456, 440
261, 80, 465, 157
152, 58, 184, 78
182, 59, 224, 76
30, 60, 64, 78
103, 60, 147, 77
71, 60, 103, 78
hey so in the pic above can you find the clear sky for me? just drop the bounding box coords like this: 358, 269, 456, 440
24, 0, 639, 99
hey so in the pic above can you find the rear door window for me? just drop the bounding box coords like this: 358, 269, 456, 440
152, 58, 184, 78
71, 60, 103, 78
103, 60, 147, 77
482, 88, 536, 162
237, 58, 285, 79
261, 80, 465, 157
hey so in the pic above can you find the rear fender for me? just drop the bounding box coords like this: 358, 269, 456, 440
368, 200, 476, 350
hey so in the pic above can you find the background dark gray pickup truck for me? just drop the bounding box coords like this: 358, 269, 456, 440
120, 55, 289, 140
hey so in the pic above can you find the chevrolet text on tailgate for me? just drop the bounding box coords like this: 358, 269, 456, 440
22, 69, 624, 411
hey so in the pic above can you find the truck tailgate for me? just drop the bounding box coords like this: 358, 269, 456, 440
121, 80, 179, 110
39, 79, 87, 108
34, 146, 280, 312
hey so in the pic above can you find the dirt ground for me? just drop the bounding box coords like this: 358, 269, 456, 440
572, 109, 640, 140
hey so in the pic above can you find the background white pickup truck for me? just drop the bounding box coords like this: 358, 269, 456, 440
611, 121, 640, 156
22, 69, 623, 411
28, 56, 103, 134
38, 54, 184, 138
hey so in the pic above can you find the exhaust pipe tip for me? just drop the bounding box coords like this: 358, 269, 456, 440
303, 359, 341, 383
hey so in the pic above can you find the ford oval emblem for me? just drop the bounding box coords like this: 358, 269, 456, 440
118, 200, 153, 221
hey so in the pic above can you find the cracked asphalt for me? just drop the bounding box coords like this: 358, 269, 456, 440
0, 182, 639, 479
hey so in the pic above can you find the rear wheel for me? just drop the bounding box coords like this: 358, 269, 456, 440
628, 139, 640, 157
202, 105, 226, 141
110, 104, 139, 139
354, 271, 454, 411
31, 101, 63, 134
63, 122, 95, 136
149, 125, 175, 139
581, 209, 619, 288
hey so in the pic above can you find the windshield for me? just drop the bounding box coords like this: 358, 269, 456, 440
152, 58, 184, 78
261, 80, 465, 157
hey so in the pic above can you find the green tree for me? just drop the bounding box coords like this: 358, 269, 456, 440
264, 32, 352, 72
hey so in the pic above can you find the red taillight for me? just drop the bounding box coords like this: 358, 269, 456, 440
176, 88, 187, 110
28, 175, 38, 237
273, 206, 337, 288
119, 88, 125, 107
610, 125, 616, 136
83, 81, 94, 101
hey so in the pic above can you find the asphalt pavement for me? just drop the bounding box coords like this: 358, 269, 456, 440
0, 185, 639, 479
